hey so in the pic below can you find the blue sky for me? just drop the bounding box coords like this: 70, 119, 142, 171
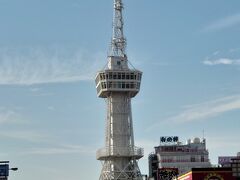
0, 0, 240, 179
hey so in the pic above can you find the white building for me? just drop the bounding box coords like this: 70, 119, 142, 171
150, 137, 211, 177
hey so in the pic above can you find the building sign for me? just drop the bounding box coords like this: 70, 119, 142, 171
160, 136, 179, 145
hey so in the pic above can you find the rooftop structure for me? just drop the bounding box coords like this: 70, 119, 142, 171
95, 0, 143, 179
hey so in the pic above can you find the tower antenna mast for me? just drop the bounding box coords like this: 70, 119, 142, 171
110, 0, 126, 57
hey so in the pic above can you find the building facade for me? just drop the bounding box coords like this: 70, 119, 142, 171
149, 136, 211, 178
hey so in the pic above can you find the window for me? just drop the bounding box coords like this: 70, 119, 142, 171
130, 83, 134, 88
118, 73, 121, 79
122, 73, 125, 79
108, 82, 112, 88
137, 73, 142, 80
130, 73, 134, 79
109, 72, 112, 79
117, 82, 121, 88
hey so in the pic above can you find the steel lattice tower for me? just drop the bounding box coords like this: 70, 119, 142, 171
95, 0, 143, 179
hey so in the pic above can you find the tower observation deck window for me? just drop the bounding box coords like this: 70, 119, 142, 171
130, 73, 134, 79
117, 82, 121, 88
130, 82, 134, 89
108, 82, 112, 88
109, 72, 112, 79
122, 73, 125, 79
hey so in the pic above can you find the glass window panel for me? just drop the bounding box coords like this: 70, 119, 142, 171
109, 72, 112, 79
122, 73, 125, 79
118, 73, 121, 79
117, 82, 121, 88
130, 73, 134, 79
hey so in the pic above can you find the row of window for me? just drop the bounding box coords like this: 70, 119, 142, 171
100, 82, 141, 89
97, 72, 142, 81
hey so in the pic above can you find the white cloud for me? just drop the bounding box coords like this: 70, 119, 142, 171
229, 48, 240, 53
203, 13, 240, 32
166, 95, 240, 123
0, 109, 26, 125
146, 95, 240, 130
0, 47, 105, 85
0, 130, 48, 143
23, 144, 95, 156
47, 106, 55, 111
203, 58, 240, 66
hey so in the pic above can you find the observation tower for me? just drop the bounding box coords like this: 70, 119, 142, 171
95, 0, 143, 179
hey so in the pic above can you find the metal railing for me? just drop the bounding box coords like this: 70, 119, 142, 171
96, 146, 144, 160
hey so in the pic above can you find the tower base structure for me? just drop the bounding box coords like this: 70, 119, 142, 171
99, 158, 142, 180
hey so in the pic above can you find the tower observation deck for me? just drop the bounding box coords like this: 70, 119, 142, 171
95, 0, 143, 179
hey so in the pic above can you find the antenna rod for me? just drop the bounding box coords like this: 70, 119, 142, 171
110, 0, 126, 57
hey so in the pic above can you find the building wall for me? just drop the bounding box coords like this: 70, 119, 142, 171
155, 138, 211, 174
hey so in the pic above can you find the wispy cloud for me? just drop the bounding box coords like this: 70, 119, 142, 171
0, 109, 26, 125
203, 58, 240, 66
0, 130, 48, 143
229, 48, 240, 53
23, 144, 95, 156
166, 95, 240, 123
146, 95, 240, 130
203, 13, 240, 32
0, 47, 105, 85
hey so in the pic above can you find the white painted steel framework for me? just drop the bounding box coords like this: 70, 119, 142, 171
95, 0, 143, 179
